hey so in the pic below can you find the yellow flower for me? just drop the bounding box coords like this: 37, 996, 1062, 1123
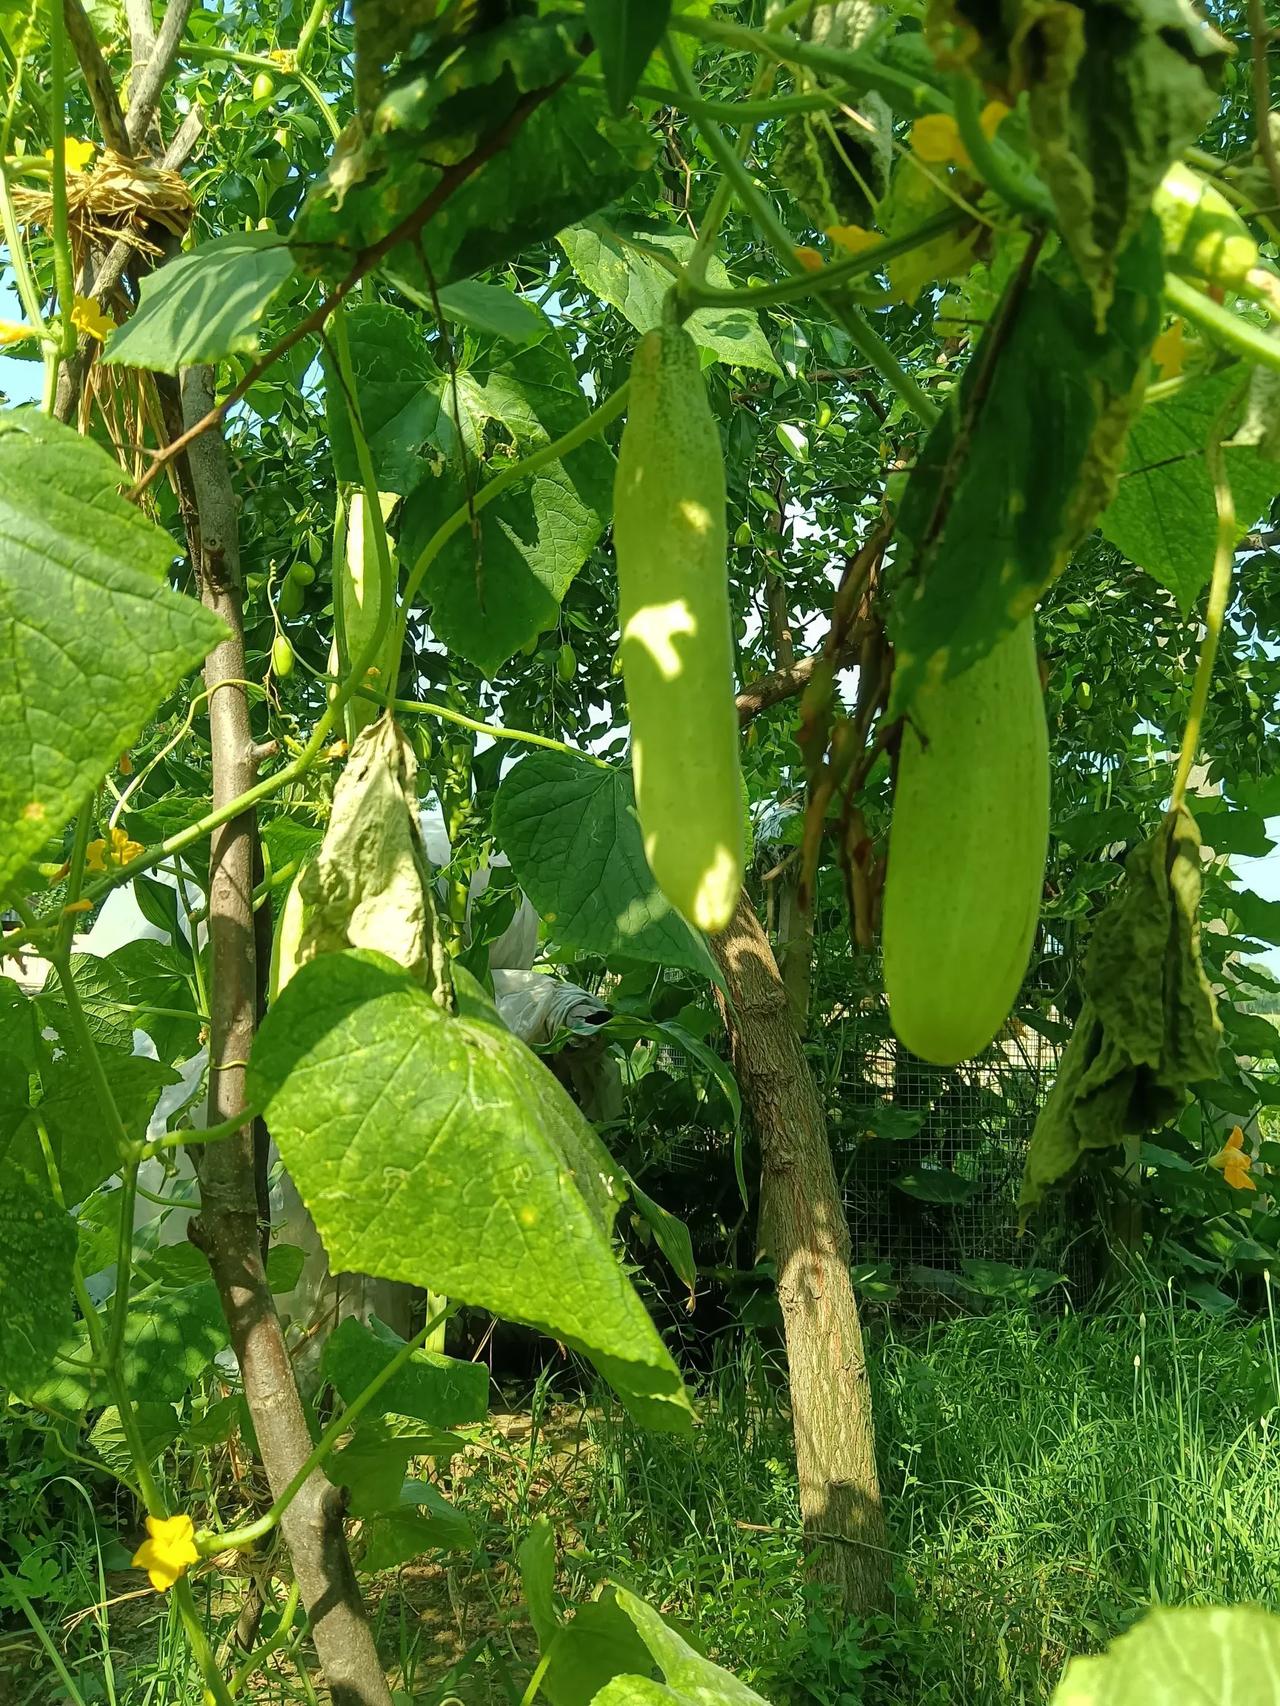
909, 102, 1012, 170
910, 113, 968, 166
45, 137, 96, 173
1151, 319, 1185, 380
0, 320, 37, 346
132, 1513, 199, 1592
1209, 1126, 1256, 1191
825, 223, 882, 256
793, 246, 825, 273
85, 825, 144, 873
71, 296, 114, 341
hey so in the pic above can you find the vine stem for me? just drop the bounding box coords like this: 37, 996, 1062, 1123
671, 13, 949, 116
950, 75, 1054, 221
1170, 400, 1238, 812
29, 989, 234, 1705
375, 691, 609, 768
199, 1306, 453, 1554
682, 209, 967, 309
1164, 273, 1280, 376
660, 33, 937, 425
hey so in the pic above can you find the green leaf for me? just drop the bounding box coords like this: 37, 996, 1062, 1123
297, 90, 652, 294
627, 1179, 696, 1301
28, 1282, 226, 1416
89, 1402, 179, 1476
357, 1482, 477, 1571
958, 1258, 1066, 1301
21, 1048, 179, 1205
518, 1520, 657, 1706
492, 753, 718, 980
266, 1243, 306, 1293
888, 236, 1161, 712
435, 279, 549, 346
39, 940, 201, 1066
331, 1417, 466, 1518
249, 952, 692, 1431
584, 0, 671, 114
323, 302, 452, 495
1049, 1604, 1280, 1704
611, 1586, 771, 1705
0, 1167, 76, 1396
319, 1316, 489, 1428
891, 1167, 977, 1205
0, 414, 225, 903
557, 220, 779, 375
1100, 367, 1280, 608
103, 235, 297, 372
399, 330, 615, 673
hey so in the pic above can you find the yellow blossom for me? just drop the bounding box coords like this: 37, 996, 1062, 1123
85, 825, 144, 873
132, 1513, 199, 1592
825, 223, 882, 256
71, 296, 114, 341
910, 113, 968, 166
909, 102, 1012, 170
1209, 1126, 1256, 1191
1151, 319, 1185, 380
0, 321, 37, 346
45, 137, 96, 173
793, 246, 825, 273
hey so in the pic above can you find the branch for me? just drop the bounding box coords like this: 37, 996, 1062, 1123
736, 631, 868, 727
131, 74, 567, 499
62, 0, 130, 154
177, 366, 395, 1706
126, 0, 199, 151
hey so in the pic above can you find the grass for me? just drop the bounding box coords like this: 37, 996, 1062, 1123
8, 1284, 1280, 1704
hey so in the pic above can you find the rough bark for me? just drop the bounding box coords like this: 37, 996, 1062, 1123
712, 890, 886, 1612
179, 366, 394, 1706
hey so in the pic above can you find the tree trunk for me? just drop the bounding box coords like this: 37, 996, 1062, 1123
711, 890, 886, 1612
179, 366, 394, 1706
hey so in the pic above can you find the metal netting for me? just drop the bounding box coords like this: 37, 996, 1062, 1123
818, 943, 1081, 1291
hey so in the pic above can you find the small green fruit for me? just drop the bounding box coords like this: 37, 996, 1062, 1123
556, 642, 577, 683
278, 576, 304, 619
271, 634, 295, 678
734, 522, 752, 547
288, 562, 316, 588
251, 70, 276, 102
1075, 679, 1093, 710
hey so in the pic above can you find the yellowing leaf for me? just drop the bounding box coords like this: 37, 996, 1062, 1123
71, 296, 114, 341
825, 223, 882, 256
